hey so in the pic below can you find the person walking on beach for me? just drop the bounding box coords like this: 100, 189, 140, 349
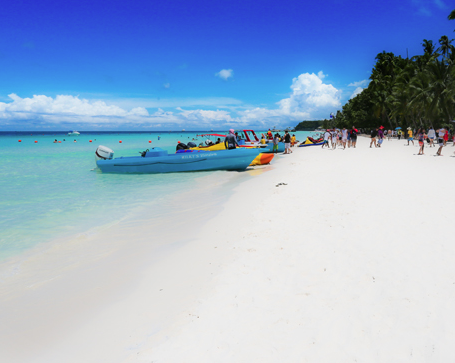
407, 128, 414, 146
377, 127, 384, 148
341, 127, 348, 149
322, 129, 330, 148
224, 129, 239, 150
331, 129, 338, 149
436, 127, 445, 156
397, 130, 402, 140
283, 131, 292, 154
370, 128, 378, 148
427, 127, 435, 147
417, 128, 427, 155
350, 126, 358, 148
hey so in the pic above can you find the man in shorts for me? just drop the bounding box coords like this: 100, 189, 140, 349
322, 129, 331, 148
283, 131, 292, 154
350, 126, 358, 148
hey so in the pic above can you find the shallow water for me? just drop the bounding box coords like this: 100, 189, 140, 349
0, 130, 312, 261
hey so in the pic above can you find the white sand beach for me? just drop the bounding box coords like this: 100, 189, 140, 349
2, 136, 455, 362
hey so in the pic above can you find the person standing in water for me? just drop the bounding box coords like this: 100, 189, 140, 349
224, 129, 239, 150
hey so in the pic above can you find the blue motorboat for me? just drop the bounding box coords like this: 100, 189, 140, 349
95, 146, 262, 174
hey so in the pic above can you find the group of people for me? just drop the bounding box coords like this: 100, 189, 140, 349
412, 127, 454, 156
322, 126, 358, 149
368, 126, 454, 156
260, 131, 296, 154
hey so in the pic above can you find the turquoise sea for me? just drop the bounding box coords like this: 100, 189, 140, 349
0, 130, 313, 261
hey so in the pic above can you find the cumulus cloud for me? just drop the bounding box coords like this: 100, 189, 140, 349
0, 71, 342, 129
348, 79, 369, 88
215, 69, 233, 81
238, 71, 341, 124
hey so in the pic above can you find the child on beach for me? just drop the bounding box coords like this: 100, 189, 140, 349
407, 128, 414, 145
417, 128, 427, 155
273, 134, 280, 153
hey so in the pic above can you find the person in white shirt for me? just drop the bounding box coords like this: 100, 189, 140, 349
436, 127, 445, 156
322, 130, 330, 148
341, 128, 348, 149
427, 127, 436, 147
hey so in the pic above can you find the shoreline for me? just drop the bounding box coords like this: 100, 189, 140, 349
0, 166, 272, 363
2, 137, 455, 362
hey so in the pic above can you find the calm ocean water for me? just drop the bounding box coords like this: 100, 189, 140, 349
0, 130, 312, 261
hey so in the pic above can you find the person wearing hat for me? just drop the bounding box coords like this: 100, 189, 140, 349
407, 127, 414, 146
225, 129, 239, 150
377, 126, 384, 147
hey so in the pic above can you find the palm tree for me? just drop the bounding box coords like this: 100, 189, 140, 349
437, 35, 454, 58
448, 9, 455, 20
422, 39, 436, 55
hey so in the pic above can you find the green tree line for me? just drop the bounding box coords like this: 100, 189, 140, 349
333, 10, 455, 132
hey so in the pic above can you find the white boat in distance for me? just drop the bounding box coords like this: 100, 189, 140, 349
68, 131, 80, 136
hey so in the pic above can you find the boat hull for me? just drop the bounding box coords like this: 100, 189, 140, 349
96, 148, 261, 174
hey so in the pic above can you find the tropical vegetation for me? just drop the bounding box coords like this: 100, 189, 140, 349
330, 10, 455, 132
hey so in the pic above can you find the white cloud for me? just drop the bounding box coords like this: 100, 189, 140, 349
350, 87, 364, 99
163, 83, 170, 89
237, 71, 341, 124
348, 79, 369, 87
0, 72, 341, 129
215, 69, 233, 81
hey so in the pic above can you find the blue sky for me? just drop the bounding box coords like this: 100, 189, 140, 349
0, 0, 453, 130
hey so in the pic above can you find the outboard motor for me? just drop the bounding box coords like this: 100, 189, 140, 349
95, 145, 114, 161
176, 142, 188, 151
187, 141, 197, 148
